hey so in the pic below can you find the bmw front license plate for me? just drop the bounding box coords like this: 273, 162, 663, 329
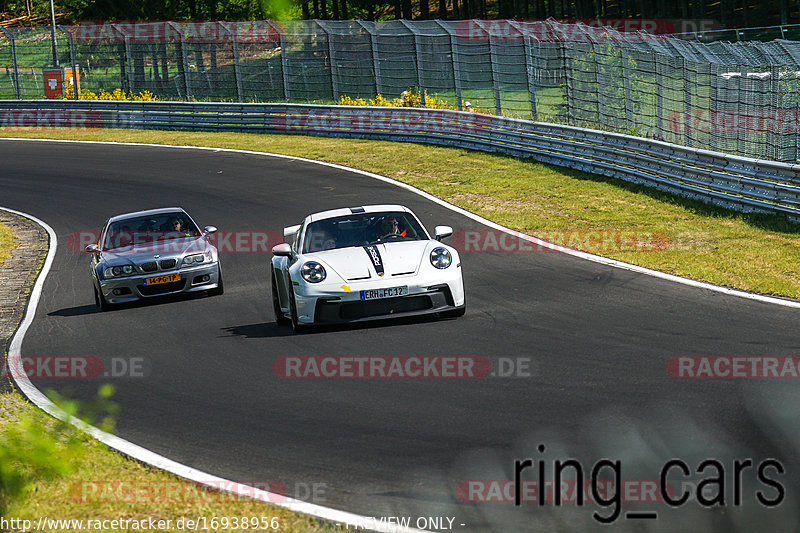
143, 273, 181, 286
360, 286, 408, 300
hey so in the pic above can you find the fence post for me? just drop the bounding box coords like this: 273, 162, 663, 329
654, 52, 663, 139
621, 48, 633, 132
400, 20, 426, 106
708, 62, 718, 152
510, 21, 537, 121
356, 20, 381, 97
168, 22, 191, 99
435, 21, 462, 111
111, 24, 132, 93
315, 20, 339, 102
58, 25, 79, 99
266, 21, 290, 102
475, 20, 501, 115
0, 27, 20, 99
591, 41, 602, 126
770, 65, 780, 161
220, 22, 243, 102
683, 57, 692, 147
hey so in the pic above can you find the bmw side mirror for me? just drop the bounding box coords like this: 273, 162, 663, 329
204, 225, 218, 234
85, 244, 100, 253
272, 243, 293, 257
434, 226, 453, 241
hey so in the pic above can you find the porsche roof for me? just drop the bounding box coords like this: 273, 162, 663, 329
307, 205, 412, 223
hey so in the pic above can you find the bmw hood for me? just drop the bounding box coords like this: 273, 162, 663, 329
308, 241, 433, 280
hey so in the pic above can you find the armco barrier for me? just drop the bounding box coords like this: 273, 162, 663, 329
2, 100, 800, 220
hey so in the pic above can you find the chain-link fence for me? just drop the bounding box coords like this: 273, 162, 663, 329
3, 19, 800, 162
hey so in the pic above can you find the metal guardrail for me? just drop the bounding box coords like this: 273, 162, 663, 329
2, 99, 800, 220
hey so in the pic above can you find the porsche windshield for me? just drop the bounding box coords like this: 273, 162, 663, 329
103, 213, 201, 250
302, 212, 427, 253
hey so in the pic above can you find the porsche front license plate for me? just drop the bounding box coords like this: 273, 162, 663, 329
143, 273, 181, 286
360, 286, 408, 300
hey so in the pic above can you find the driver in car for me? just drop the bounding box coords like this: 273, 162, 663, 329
380, 216, 407, 238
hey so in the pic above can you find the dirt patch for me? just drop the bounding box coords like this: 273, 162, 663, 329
0, 211, 49, 395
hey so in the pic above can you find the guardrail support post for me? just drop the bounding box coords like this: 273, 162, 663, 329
58, 25, 79, 99
266, 21, 290, 102
220, 22, 243, 102
400, 20, 426, 107
0, 27, 20, 100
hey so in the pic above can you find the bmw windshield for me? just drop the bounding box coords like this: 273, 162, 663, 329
103, 213, 201, 251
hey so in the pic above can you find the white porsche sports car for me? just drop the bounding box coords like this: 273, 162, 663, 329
270, 205, 465, 331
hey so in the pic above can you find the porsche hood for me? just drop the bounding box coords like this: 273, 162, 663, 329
306, 241, 433, 281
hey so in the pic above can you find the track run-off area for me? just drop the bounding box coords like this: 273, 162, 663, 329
4, 138, 800, 533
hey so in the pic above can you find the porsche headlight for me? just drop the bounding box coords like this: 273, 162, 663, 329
106, 265, 135, 278
430, 247, 452, 269
182, 253, 206, 266
301, 261, 326, 283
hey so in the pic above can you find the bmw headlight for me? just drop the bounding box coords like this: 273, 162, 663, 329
430, 247, 452, 269
182, 253, 206, 266
301, 261, 327, 283
106, 265, 135, 278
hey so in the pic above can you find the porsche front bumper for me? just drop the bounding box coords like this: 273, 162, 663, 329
292, 270, 465, 325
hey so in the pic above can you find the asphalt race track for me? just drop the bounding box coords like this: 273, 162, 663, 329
4, 139, 800, 532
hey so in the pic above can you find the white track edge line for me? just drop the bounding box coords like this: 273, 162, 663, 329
1, 205, 427, 533
3, 135, 800, 308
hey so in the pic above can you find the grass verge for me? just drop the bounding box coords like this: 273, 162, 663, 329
0, 221, 14, 266
0, 393, 336, 532
2, 127, 800, 298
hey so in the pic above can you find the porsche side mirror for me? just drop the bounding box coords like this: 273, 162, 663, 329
85, 244, 100, 253
204, 225, 218, 234
272, 243, 293, 257
434, 226, 453, 241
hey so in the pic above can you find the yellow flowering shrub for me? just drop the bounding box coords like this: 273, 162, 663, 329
339, 90, 486, 113
63, 85, 157, 101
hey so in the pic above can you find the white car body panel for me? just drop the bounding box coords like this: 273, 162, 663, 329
271, 205, 465, 328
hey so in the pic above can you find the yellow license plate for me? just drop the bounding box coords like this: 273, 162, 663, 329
143, 273, 181, 286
